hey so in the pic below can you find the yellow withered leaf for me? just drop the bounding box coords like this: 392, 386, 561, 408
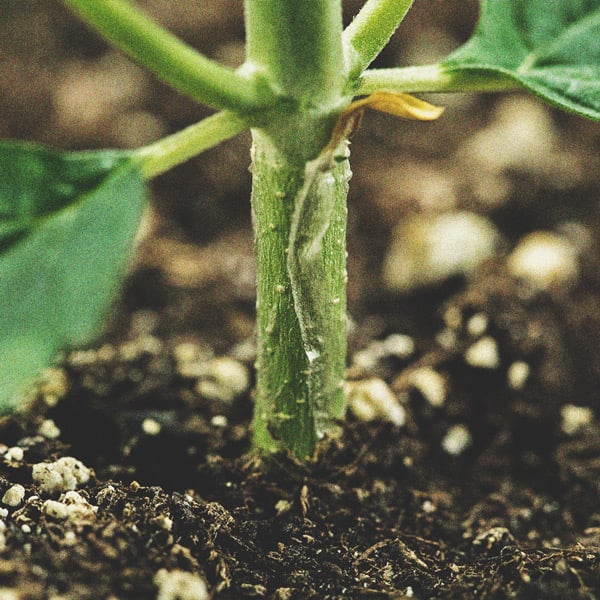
349, 91, 444, 121
327, 92, 444, 151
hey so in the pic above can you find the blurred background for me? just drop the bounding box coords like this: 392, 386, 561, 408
2, 0, 600, 352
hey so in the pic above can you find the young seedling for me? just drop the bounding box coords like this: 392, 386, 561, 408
1, 0, 599, 459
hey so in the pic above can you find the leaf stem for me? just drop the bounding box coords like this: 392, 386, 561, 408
63, 0, 276, 112
134, 111, 250, 179
358, 64, 521, 95
343, 0, 414, 81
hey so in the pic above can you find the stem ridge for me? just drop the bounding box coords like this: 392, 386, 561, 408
286, 143, 351, 438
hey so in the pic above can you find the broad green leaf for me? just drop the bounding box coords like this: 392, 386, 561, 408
0, 141, 147, 411
443, 0, 600, 121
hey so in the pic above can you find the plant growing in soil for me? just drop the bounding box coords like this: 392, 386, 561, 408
1, 0, 599, 459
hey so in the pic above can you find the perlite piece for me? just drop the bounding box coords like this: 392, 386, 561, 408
154, 569, 209, 600
345, 378, 406, 426
408, 367, 447, 408
383, 211, 500, 293
507, 231, 579, 290
2, 484, 25, 508
32, 457, 92, 494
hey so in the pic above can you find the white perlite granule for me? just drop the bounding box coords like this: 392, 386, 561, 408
561, 404, 593, 435
408, 367, 447, 408
345, 378, 406, 426
464, 336, 500, 369
154, 569, 210, 600
383, 211, 500, 292
142, 418, 162, 436
32, 457, 92, 495
4, 447, 24, 463
507, 231, 579, 290
507, 361, 530, 390
2, 484, 25, 508
442, 424, 472, 456
38, 419, 61, 440
42, 491, 98, 525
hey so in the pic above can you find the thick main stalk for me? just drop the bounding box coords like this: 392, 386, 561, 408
245, 0, 350, 457
251, 134, 349, 458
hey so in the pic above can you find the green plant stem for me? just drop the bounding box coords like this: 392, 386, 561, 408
250, 134, 350, 459
358, 64, 521, 95
343, 0, 415, 81
134, 111, 250, 179
63, 0, 275, 112
245, 0, 350, 458
245, 0, 345, 112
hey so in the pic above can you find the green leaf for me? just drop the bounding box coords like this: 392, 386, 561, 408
443, 0, 600, 121
0, 141, 147, 411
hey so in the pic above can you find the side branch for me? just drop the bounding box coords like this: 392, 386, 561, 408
64, 0, 276, 112
134, 111, 250, 179
343, 0, 414, 81
358, 64, 521, 95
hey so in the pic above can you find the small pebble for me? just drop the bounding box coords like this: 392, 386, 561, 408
408, 367, 447, 408
345, 378, 406, 426
507, 361, 530, 390
561, 404, 593, 435
507, 231, 579, 290
465, 336, 500, 369
442, 424, 472, 455
2, 485, 25, 508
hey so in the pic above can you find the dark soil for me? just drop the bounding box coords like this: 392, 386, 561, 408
1, 1, 599, 598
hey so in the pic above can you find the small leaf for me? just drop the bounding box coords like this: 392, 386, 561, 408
444, 0, 600, 120
0, 140, 147, 410
348, 92, 445, 121
328, 92, 444, 150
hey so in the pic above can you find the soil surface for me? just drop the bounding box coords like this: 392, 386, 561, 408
1, 1, 600, 598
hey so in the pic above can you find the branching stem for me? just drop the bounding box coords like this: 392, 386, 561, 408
134, 111, 250, 179
343, 0, 414, 81
359, 64, 521, 95
63, 0, 276, 112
